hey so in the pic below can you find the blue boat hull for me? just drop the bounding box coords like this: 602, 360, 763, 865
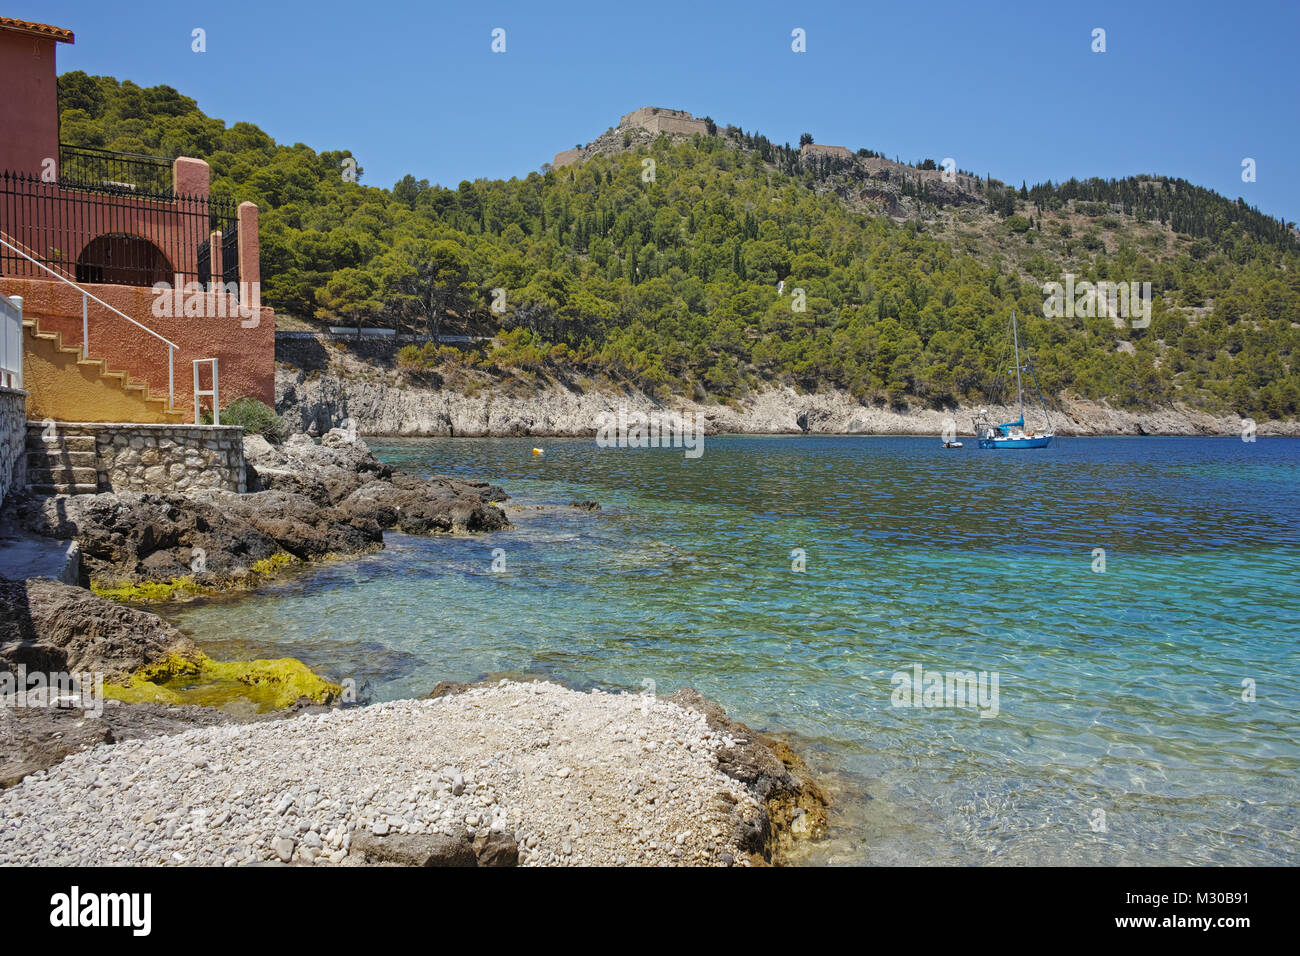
978, 435, 1053, 449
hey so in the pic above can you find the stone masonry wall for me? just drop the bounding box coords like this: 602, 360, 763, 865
38, 423, 247, 494
644, 114, 709, 136
801, 143, 854, 160
552, 147, 584, 169
619, 107, 709, 137
0, 387, 27, 502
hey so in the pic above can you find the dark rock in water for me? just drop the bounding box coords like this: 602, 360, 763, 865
14, 427, 509, 589
246, 432, 392, 507
0, 426, 512, 788
13, 488, 374, 587
0, 429, 517, 810
195, 489, 384, 561
424, 680, 471, 700
668, 687, 829, 864
0, 575, 197, 678
0, 573, 337, 786
569, 500, 601, 511
249, 430, 509, 534
462, 479, 508, 505
335, 477, 509, 534
351, 828, 518, 867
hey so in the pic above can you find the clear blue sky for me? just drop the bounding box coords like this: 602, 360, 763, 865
18, 0, 1300, 223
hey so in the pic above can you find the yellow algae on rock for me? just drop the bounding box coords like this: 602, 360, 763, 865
104, 652, 343, 712
90, 552, 300, 604
250, 552, 296, 576
91, 576, 204, 603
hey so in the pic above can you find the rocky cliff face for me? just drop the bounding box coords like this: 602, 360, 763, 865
277, 367, 1296, 438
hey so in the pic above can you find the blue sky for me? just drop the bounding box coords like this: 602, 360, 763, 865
18, 0, 1300, 222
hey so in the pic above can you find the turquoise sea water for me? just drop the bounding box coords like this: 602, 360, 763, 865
161, 436, 1300, 865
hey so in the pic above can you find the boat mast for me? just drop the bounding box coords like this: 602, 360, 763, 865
1011, 311, 1024, 421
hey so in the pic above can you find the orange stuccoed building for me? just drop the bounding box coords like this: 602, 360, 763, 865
0, 15, 275, 426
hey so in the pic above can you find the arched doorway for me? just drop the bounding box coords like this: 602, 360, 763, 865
76, 233, 173, 287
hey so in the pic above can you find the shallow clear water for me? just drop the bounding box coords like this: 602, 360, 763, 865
162, 435, 1300, 865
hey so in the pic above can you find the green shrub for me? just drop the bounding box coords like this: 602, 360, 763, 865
397, 342, 473, 371
203, 397, 287, 442
396, 342, 437, 369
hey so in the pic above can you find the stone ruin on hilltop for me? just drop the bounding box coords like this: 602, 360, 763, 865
545, 107, 984, 215
552, 107, 710, 169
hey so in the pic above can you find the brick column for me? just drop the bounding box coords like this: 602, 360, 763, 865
209, 230, 223, 285
237, 202, 259, 287
172, 157, 210, 198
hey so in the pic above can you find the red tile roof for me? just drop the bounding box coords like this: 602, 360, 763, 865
0, 17, 74, 43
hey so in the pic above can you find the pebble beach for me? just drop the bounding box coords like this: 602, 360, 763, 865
0, 681, 774, 867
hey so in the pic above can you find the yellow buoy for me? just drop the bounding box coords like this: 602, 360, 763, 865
532, 447, 544, 455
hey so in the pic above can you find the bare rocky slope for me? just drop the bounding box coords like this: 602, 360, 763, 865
278, 364, 1297, 439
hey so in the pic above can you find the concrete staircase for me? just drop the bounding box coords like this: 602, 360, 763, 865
22, 316, 184, 424
3, 227, 189, 427
25, 426, 99, 495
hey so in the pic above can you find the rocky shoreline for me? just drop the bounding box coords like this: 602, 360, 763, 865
0, 680, 825, 867
8, 428, 509, 594
278, 369, 1298, 439
1, 428, 517, 716
0, 428, 829, 866
0, 578, 829, 866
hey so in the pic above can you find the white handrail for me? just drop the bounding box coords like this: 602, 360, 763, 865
0, 237, 178, 349
1, 294, 22, 389
0, 234, 178, 407
193, 358, 218, 425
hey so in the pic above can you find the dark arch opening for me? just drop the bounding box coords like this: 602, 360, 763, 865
76, 233, 173, 287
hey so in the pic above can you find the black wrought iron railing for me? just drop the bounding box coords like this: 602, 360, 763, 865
57, 144, 176, 196
220, 227, 239, 287
197, 225, 241, 289
0, 170, 239, 287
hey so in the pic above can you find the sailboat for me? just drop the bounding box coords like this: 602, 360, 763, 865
972, 311, 1054, 449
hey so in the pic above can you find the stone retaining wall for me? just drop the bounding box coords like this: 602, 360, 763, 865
619, 107, 709, 137
0, 387, 26, 501
39, 423, 246, 494
552, 147, 584, 169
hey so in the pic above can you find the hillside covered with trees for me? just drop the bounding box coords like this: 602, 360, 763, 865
56, 72, 1300, 419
